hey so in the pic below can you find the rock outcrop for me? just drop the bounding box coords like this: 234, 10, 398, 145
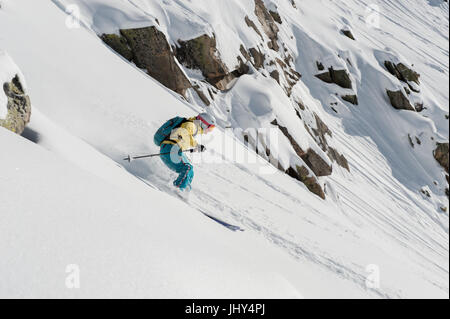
275, 58, 301, 96
302, 148, 333, 177
249, 47, 265, 69
272, 118, 332, 177
177, 35, 228, 83
328, 147, 350, 171
342, 94, 358, 105
386, 89, 415, 111
269, 10, 282, 24
101, 26, 191, 97
315, 66, 352, 89
0, 75, 31, 135
270, 70, 280, 83
310, 114, 331, 151
254, 0, 280, 51
270, 119, 327, 198
101, 34, 133, 62
304, 113, 350, 172
434, 142, 449, 173
286, 165, 326, 200
341, 29, 355, 40
384, 61, 420, 92
177, 34, 249, 91
245, 16, 264, 41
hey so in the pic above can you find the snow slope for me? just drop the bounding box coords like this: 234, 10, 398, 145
0, 0, 448, 298
1, 125, 306, 299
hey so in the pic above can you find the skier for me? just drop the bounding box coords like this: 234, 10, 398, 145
154, 113, 216, 191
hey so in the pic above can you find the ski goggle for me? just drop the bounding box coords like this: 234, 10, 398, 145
198, 116, 215, 131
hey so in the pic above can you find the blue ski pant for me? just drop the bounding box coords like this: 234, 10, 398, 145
160, 143, 194, 190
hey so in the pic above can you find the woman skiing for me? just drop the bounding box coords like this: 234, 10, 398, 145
154, 113, 216, 191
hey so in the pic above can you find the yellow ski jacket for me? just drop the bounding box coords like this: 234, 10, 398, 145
161, 117, 204, 151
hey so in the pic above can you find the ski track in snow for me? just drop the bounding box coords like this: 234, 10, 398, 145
122, 150, 395, 298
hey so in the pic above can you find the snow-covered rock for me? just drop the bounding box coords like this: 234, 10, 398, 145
0, 51, 31, 134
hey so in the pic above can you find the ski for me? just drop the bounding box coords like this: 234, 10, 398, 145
200, 211, 244, 232
174, 190, 245, 232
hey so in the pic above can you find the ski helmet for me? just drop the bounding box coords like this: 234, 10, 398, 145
197, 113, 217, 131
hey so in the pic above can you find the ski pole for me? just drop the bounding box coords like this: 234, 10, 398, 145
123, 149, 198, 163
123, 153, 169, 163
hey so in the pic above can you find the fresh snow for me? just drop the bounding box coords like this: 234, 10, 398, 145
0, 0, 448, 298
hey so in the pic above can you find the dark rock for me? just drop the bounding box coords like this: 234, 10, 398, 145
193, 85, 210, 106
434, 142, 449, 173
276, 57, 287, 68
420, 188, 431, 198
271, 119, 306, 158
270, 70, 280, 83
384, 61, 420, 91
315, 66, 352, 89
342, 94, 359, 105
404, 86, 411, 95
415, 103, 424, 112
287, 67, 301, 81
215, 61, 249, 91
102, 27, 192, 97
272, 58, 300, 96
396, 63, 420, 84
254, 0, 280, 51
385, 61, 402, 81
120, 27, 192, 96
305, 113, 349, 172
296, 99, 306, 111
269, 10, 282, 24
416, 136, 422, 145
0, 75, 31, 135
177, 34, 228, 81
328, 147, 350, 171
272, 118, 333, 177
101, 34, 133, 61
245, 16, 263, 40
286, 165, 325, 199
208, 88, 215, 101
316, 71, 333, 83
302, 148, 333, 177
316, 61, 325, 71
386, 90, 415, 111
240, 45, 251, 61
311, 113, 332, 151
177, 34, 248, 91
249, 47, 265, 69
284, 54, 294, 66
341, 29, 355, 40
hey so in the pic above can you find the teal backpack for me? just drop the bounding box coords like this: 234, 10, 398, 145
153, 116, 186, 146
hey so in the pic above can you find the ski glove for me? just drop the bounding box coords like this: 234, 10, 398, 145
188, 145, 206, 153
